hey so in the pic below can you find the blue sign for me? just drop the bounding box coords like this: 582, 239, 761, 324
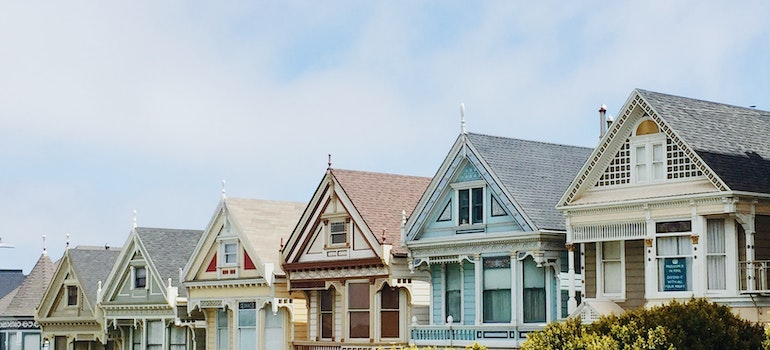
663, 258, 687, 291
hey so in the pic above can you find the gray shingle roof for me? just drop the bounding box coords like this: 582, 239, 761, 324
135, 228, 203, 297
0, 270, 25, 299
637, 89, 770, 194
466, 133, 592, 231
0, 253, 56, 317
68, 246, 122, 309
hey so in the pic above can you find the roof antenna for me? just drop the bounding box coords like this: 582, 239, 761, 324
221, 180, 227, 200
327, 154, 332, 170
43, 234, 48, 255
460, 103, 467, 134
132, 210, 138, 229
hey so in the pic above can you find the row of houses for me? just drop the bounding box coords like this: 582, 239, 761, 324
1, 88, 769, 350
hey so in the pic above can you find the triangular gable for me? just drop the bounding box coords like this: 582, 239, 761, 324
282, 170, 381, 265
559, 89, 727, 207
37, 251, 88, 320
406, 134, 533, 241
100, 230, 167, 305
183, 197, 305, 284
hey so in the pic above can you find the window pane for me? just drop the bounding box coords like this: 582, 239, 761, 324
381, 286, 399, 309
446, 263, 461, 291
445, 290, 461, 322
652, 143, 663, 161
483, 289, 511, 323
522, 257, 545, 323
67, 285, 78, 305
321, 313, 333, 339
484, 257, 512, 323
603, 261, 621, 294
320, 289, 334, 312
349, 312, 370, 338
225, 243, 237, 264
707, 219, 726, 254
238, 302, 256, 327
238, 328, 255, 350
135, 267, 147, 288
707, 219, 726, 290
381, 311, 399, 338
602, 241, 620, 260
471, 188, 483, 224
348, 283, 369, 309
458, 189, 470, 224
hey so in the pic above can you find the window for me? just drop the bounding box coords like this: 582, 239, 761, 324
483, 257, 511, 323
67, 285, 78, 306
216, 309, 229, 350
631, 120, 665, 183
707, 219, 726, 291
445, 263, 461, 323
348, 282, 370, 338
330, 221, 347, 245
238, 302, 256, 350
458, 188, 483, 225
135, 267, 147, 289
656, 221, 693, 292
319, 289, 334, 339
522, 257, 545, 323
380, 285, 399, 338
224, 243, 238, 265
169, 326, 187, 350
601, 241, 623, 295
132, 326, 142, 350
147, 320, 163, 350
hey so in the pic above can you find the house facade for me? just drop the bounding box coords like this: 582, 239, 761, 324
282, 168, 431, 350
404, 132, 591, 348
99, 227, 203, 350
182, 197, 306, 350
559, 89, 770, 323
0, 251, 56, 350
36, 245, 121, 350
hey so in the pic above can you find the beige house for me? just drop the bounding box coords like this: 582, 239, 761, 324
558, 89, 770, 322
181, 197, 306, 350
36, 246, 121, 350
281, 168, 431, 350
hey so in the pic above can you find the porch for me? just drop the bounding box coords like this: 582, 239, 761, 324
409, 323, 535, 348
740, 260, 770, 294
292, 341, 407, 350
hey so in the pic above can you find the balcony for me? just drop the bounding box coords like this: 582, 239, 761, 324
739, 260, 770, 294
410, 323, 535, 348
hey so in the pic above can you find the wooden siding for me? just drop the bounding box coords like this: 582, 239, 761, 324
618, 240, 645, 310
462, 260, 476, 325
584, 243, 596, 299
755, 215, 770, 260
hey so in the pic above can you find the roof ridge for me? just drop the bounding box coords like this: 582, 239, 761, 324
466, 132, 593, 150
636, 88, 770, 113
330, 168, 431, 180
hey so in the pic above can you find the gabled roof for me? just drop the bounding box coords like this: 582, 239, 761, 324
0, 270, 25, 299
330, 169, 431, 254
67, 246, 122, 309
466, 133, 592, 231
636, 89, 770, 194
0, 252, 56, 317
134, 227, 202, 298
224, 197, 306, 275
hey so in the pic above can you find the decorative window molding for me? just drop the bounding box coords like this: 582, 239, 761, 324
323, 217, 350, 248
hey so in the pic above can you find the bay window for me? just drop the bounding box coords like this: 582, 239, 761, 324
483, 256, 511, 323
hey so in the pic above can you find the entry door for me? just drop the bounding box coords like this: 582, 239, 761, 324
263, 308, 286, 350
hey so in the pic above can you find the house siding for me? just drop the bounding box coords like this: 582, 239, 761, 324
584, 243, 596, 299
619, 240, 645, 310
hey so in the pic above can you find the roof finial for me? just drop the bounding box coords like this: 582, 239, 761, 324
43, 234, 48, 255
328, 154, 332, 170
221, 180, 227, 199
65, 233, 69, 248
382, 229, 387, 243
132, 210, 137, 229
460, 103, 467, 134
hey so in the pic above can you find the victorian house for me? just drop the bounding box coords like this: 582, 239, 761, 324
181, 196, 305, 350
281, 168, 431, 350
0, 249, 55, 350
99, 227, 203, 350
404, 131, 591, 348
36, 245, 121, 350
558, 89, 770, 323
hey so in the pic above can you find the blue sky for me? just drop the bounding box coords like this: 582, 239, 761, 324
1, 1, 769, 273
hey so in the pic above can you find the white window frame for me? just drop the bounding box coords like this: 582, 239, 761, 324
629, 133, 666, 184
650, 220, 695, 298
451, 181, 486, 227
705, 218, 738, 296
220, 240, 239, 267
133, 266, 148, 290
443, 263, 462, 324
347, 280, 371, 339
66, 284, 79, 307
596, 240, 626, 301
318, 289, 335, 340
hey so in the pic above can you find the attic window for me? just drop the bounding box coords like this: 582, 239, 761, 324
67, 285, 78, 306
635, 119, 660, 135
330, 221, 347, 245
135, 267, 147, 289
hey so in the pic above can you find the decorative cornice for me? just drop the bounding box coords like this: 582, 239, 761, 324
184, 278, 268, 289
289, 265, 389, 281
563, 194, 727, 216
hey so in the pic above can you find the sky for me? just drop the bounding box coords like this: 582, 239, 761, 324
1, 1, 769, 274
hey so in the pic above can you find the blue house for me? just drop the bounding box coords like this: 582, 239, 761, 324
404, 131, 591, 348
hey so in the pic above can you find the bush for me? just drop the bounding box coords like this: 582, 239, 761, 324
522, 298, 764, 350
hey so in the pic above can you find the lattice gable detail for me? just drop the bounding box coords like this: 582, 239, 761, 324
562, 92, 727, 206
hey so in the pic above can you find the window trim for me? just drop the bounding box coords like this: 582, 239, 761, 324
323, 217, 350, 248
443, 263, 462, 324
649, 219, 696, 298
219, 240, 239, 267
596, 241, 626, 301
66, 285, 78, 307
133, 266, 148, 290
319, 289, 335, 340
347, 281, 371, 339
629, 133, 666, 184
451, 181, 486, 228
379, 285, 400, 339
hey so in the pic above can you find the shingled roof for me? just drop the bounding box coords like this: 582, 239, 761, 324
637, 89, 770, 194
0, 270, 25, 299
331, 168, 431, 254
466, 133, 592, 231
68, 246, 122, 309
135, 228, 203, 298
224, 198, 306, 275
0, 252, 56, 317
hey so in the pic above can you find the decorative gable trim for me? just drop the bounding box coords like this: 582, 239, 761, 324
559, 90, 729, 207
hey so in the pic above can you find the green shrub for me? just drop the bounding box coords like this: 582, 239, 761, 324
522, 298, 764, 350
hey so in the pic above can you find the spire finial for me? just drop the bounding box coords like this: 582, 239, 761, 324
221, 180, 227, 199
460, 103, 467, 134
132, 210, 137, 229
43, 235, 48, 255
381, 229, 387, 243
327, 154, 332, 170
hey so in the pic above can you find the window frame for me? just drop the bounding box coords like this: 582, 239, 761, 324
66, 285, 78, 307
134, 266, 148, 290
347, 281, 370, 339
652, 220, 695, 297
482, 256, 512, 324
220, 240, 239, 267
379, 285, 400, 339
444, 263, 462, 324
237, 301, 257, 350
452, 181, 486, 227
319, 289, 335, 340
596, 240, 626, 300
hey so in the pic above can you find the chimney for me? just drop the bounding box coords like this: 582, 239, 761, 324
599, 104, 608, 138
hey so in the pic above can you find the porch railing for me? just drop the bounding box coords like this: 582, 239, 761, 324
292, 342, 405, 350
410, 323, 535, 346
739, 260, 770, 293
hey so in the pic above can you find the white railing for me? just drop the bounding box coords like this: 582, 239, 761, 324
739, 260, 770, 293
572, 221, 646, 243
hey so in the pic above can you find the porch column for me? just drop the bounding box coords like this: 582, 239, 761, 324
474, 254, 482, 325
736, 208, 757, 292
567, 244, 577, 313
510, 252, 517, 327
